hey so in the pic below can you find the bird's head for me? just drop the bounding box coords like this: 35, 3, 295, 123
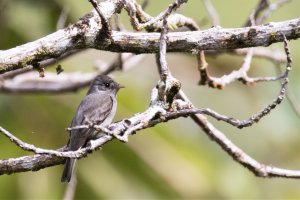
88, 75, 124, 95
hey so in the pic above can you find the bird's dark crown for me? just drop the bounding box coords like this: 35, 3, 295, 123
87, 75, 123, 94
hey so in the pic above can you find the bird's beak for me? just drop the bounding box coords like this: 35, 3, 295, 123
118, 84, 125, 89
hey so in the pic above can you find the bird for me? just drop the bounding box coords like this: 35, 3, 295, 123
61, 75, 124, 183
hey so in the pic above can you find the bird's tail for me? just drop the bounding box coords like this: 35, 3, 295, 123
61, 158, 76, 183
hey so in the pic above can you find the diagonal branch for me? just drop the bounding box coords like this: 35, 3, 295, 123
1, 99, 299, 178
244, 0, 269, 27
123, 0, 188, 31
190, 112, 300, 178
203, 0, 220, 26
255, 0, 291, 25
244, 0, 290, 26
176, 91, 300, 178
88, 0, 112, 38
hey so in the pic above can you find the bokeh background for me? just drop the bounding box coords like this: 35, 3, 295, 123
0, 0, 300, 199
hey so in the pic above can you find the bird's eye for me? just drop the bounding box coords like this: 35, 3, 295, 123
104, 83, 110, 87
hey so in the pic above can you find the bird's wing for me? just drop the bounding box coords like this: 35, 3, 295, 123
68, 93, 113, 150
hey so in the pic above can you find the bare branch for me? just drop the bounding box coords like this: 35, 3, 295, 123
0, 126, 70, 157
0, 154, 65, 175
157, 19, 170, 80
88, 0, 112, 38
141, 0, 149, 10
244, 0, 290, 26
199, 36, 291, 127
0, 72, 96, 93
203, 0, 220, 26
110, 18, 300, 53
63, 172, 77, 200
233, 47, 286, 63
175, 91, 300, 178
209, 48, 255, 87
56, 6, 69, 30
198, 48, 255, 88
2, 96, 299, 178
244, 0, 270, 27
0, 54, 144, 93
285, 86, 300, 118
198, 40, 290, 88
191, 113, 300, 178
256, 0, 291, 25
0, 49, 80, 80
1, 17, 299, 74
154, 17, 181, 107
197, 50, 223, 89
0, 0, 123, 74
123, 0, 188, 31
0, 64, 298, 179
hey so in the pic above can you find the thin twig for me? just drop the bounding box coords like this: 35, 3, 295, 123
0, 126, 77, 158
244, 0, 290, 26
56, 6, 69, 30
275, 64, 300, 118
205, 48, 286, 64
198, 45, 289, 89
244, 0, 269, 27
275, 39, 300, 118
203, 0, 220, 26
199, 36, 291, 126
233, 48, 286, 63
124, 0, 188, 31
284, 85, 300, 118
191, 112, 300, 178
63, 171, 77, 200
88, 0, 112, 38
141, 0, 149, 10
0, 49, 80, 80
158, 19, 169, 80
197, 50, 223, 89
155, 17, 182, 106
0, 53, 144, 93
212, 48, 255, 87
198, 48, 254, 88
256, 0, 291, 25
176, 90, 300, 178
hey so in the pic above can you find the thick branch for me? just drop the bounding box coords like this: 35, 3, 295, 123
0, 154, 65, 175
110, 18, 300, 53
0, 0, 124, 74
1, 17, 299, 74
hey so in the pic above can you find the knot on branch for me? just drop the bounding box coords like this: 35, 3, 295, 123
88, 0, 112, 44
172, 99, 193, 112
156, 76, 181, 108
165, 76, 181, 106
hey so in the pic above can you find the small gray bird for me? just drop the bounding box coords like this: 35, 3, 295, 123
61, 75, 124, 183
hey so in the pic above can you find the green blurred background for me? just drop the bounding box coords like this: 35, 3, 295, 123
0, 0, 300, 199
